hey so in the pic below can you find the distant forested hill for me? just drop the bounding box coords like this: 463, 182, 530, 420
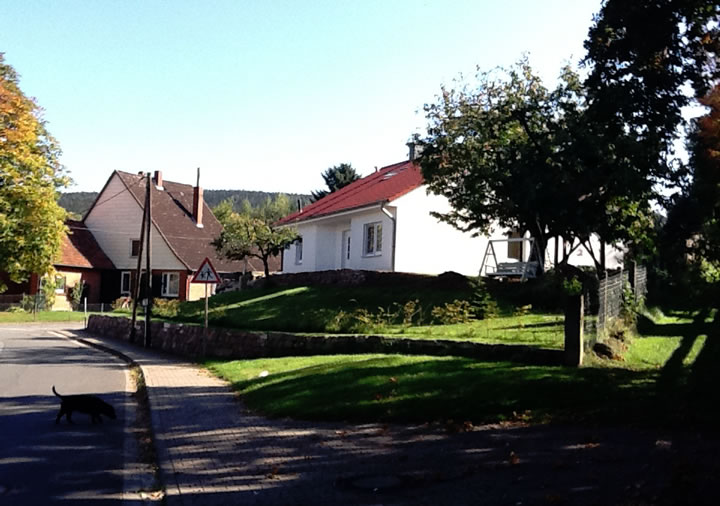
58, 190, 312, 217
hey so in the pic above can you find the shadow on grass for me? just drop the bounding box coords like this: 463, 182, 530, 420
212, 356, 657, 425
648, 308, 720, 425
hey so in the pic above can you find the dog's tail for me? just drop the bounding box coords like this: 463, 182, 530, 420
52, 385, 62, 398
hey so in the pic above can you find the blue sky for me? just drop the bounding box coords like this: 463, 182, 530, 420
1, 0, 602, 193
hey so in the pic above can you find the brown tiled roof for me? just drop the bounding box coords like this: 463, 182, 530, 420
59, 220, 115, 269
114, 171, 278, 273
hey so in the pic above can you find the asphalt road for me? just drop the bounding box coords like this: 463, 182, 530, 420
0, 323, 130, 505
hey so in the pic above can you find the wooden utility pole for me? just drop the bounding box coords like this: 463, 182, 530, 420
144, 172, 153, 348
129, 174, 149, 343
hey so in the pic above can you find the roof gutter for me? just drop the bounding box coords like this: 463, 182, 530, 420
275, 201, 385, 228
380, 201, 396, 272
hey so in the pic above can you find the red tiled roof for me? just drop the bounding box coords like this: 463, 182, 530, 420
114, 171, 278, 273
59, 220, 115, 269
276, 160, 423, 225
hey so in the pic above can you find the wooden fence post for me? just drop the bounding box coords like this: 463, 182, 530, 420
564, 295, 584, 366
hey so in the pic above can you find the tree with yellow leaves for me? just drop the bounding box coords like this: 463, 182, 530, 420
0, 53, 68, 292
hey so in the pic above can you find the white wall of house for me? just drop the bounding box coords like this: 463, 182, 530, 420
282, 207, 395, 273
393, 187, 500, 276
84, 174, 186, 271
280, 186, 625, 276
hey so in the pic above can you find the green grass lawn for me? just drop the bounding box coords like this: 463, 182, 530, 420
0, 311, 87, 323
206, 310, 720, 427
168, 285, 473, 332
381, 313, 564, 349
151, 284, 564, 348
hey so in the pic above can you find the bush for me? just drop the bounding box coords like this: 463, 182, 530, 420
470, 277, 498, 319
431, 300, 475, 324
70, 281, 86, 310
153, 298, 180, 318
20, 293, 49, 312
326, 300, 425, 333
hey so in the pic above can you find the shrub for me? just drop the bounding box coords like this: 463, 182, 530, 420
70, 281, 86, 310
20, 293, 48, 312
621, 281, 645, 327
153, 298, 180, 318
470, 277, 498, 319
431, 300, 475, 324
40, 276, 56, 309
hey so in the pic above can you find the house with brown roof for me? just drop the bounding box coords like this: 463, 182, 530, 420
81, 170, 273, 302
53, 220, 116, 309
277, 148, 624, 276
0, 219, 115, 310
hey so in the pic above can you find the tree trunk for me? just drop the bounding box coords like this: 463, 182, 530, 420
263, 256, 270, 278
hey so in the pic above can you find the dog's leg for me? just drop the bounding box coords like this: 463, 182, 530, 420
55, 408, 65, 424
66, 411, 73, 424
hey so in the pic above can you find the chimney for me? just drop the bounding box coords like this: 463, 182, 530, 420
406, 140, 423, 161
192, 167, 204, 228
153, 170, 163, 190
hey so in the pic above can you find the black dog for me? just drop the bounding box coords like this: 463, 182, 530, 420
53, 386, 117, 424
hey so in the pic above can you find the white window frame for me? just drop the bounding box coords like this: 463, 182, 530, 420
120, 271, 132, 295
295, 237, 303, 265
161, 272, 180, 297
363, 222, 383, 256
130, 239, 141, 258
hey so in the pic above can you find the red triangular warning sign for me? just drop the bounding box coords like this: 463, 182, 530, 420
191, 257, 221, 283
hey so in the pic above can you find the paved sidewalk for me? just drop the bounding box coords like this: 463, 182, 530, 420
72, 328, 720, 506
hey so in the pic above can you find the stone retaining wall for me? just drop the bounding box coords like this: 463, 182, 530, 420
86, 315, 565, 365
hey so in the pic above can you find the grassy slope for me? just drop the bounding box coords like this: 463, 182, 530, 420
207, 311, 718, 426
171, 285, 472, 331
157, 285, 565, 347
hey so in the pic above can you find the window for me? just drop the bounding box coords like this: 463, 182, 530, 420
295, 238, 303, 264
55, 275, 66, 294
363, 222, 382, 256
130, 239, 141, 258
120, 271, 132, 295
161, 272, 180, 297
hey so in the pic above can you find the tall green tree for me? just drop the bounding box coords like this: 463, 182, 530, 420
664, 85, 720, 268
583, 0, 720, 200
418, 59, 640, 270
311, 163, 359, 202
0, 54, 68, 292
213, 194, 297, 277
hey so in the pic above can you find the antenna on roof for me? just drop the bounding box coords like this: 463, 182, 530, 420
374, 166, 378, 172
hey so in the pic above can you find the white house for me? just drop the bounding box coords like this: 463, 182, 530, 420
277, 155, 623, 277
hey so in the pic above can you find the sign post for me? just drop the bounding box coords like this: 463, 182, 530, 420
191, 258, 221, 355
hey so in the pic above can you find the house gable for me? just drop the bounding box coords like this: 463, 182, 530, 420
84, 172, 186, 271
